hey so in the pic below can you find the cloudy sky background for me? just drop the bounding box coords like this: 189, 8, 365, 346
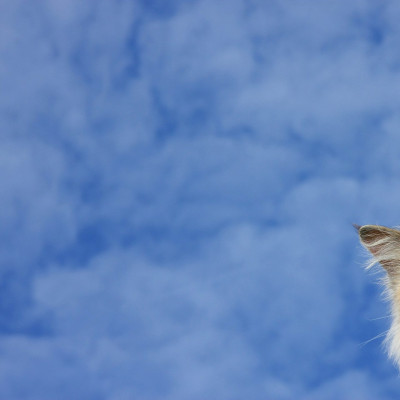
1, 0, 400, 398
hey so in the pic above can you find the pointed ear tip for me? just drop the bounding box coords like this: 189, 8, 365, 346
353, 223, 361, 232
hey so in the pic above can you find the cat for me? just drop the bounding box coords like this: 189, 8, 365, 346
356, 224, 400, 367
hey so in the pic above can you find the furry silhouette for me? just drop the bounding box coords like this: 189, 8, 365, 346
356, 224, 400, 367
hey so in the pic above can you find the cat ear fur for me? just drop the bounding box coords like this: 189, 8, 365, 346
356, 224, 400, 275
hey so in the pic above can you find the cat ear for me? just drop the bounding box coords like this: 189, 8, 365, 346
356, 224, 400, 275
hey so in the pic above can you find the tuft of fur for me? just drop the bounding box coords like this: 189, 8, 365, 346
357, 224, 400, 368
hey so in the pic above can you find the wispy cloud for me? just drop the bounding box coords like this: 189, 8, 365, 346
0, 0, 400, 398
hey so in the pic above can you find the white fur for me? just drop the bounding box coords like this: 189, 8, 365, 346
358, 225, 400, 368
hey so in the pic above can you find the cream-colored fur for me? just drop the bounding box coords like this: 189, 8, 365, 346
357, 224, 400, 367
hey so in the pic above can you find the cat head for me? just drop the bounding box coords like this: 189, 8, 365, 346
356, 224, 400, 367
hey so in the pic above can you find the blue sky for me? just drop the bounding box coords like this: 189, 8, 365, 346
1, 0, 400, 398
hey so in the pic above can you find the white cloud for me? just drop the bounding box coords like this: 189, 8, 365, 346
0, 0, 400, 398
